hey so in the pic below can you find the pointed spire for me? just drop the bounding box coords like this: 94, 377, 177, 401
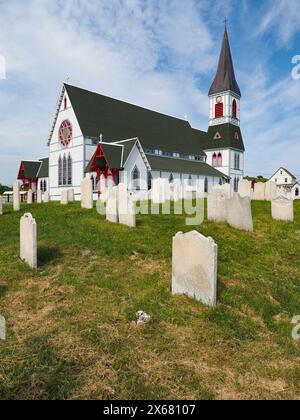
209, 27, 241, 97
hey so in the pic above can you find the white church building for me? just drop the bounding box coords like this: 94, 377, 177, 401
17, 27, 245, 200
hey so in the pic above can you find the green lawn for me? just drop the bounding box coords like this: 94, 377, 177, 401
0, 200, 300, 400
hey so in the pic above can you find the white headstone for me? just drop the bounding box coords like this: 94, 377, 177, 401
20, 213, 37, 269
68, 189, 75, 202
13, 181, 20, 211
0, 196, 3, 216
226, 193, 253, 232
118, 184, 136, 227
81, 178, 93, 209
0, 315, 5, 340
238, 180, 252, 199
172, 231, 217, 307
27, 190, 33, 204
220, 183, 232, 198
61, 190, 69, 205
265, 181, 277, 201
272, 196, 294, 222
207, 186, 227, 222
37, 189, 42, 204
106, 188, 118, 224
253, 182, 266, 201
44, 191, 50, 203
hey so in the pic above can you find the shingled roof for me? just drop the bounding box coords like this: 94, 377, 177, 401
209, 28, 241, 97
64, 84, 207, 157
193, 124, 245, 152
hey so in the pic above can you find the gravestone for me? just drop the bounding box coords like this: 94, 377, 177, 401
61, 190, 69, 205
238, 180, 252, 199
253, 182, 266, 201
106, 188, 118, 224
44, 192, 50, 203
0, 315, 5, 340
20, 213, 37, 269
81, 178, 93, 209
265, 181, 277, 201
220, 183, 232, 198
27, 190, 33, 204
118, 184, 136, 228
226, 193, 253, 232
68, 189, 75, 202
272, 196, 294, 222
37, 190, 42, 204
207, 186, 227, 222
13, 181, 20, 211
172, 231, 217, 306
0, 196, 3, 216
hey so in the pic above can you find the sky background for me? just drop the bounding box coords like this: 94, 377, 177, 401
0, 0, 300, 185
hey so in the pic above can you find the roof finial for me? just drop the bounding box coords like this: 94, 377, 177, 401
224, 16, 228, 29
99, 133, 103, 143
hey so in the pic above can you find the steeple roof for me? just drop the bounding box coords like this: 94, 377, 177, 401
209, 28, 241, 97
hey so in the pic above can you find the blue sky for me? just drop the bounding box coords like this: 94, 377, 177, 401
0, 0, 300, 184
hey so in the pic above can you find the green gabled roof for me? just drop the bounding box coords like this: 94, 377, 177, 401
85, 143, 123, 173
194, 123, 245, 152
18, 161, 41, 180
147, 155, 229, 179
65, 84, 207, 157
37, 158, 49, 178
115, 139, 138, 164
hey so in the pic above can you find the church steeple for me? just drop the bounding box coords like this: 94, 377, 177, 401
209, 27, 241, 97
208, 26, 241, 127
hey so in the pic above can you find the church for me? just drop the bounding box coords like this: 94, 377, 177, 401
17, 27, 245, 200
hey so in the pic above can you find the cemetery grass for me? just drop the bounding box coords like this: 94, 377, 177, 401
0, 200, 300, 400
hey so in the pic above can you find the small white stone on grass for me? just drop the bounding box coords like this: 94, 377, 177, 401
253, 182, 266, 201
37, 190, 42, 204
0, 196, 3, 216
172, 231, 217, 307
20, 213, 37, 269
272, 196, 294, 222
27, 190, 33, 204
226, 193, 253, 232
106, 188, 118, 224
207, 186, 227, 222
13, 181, 20, 212
61, 190, 69, 205
44, 192, 50, 203
81, 178, 93, 209
68, 189, 75, 202
238, 180, 252, 199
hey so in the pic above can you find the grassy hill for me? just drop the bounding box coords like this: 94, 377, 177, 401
0, 200, 299, 400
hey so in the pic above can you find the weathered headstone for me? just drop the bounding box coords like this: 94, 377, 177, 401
265, 181, 277, 201
272, 196, 294, 222
106, 188, 118, 224
0, 315, 5, 340
118, 184, 136, 227
226, 193, 253, 232
20, 213, 37, 269
44, 191, 50, 203
61, 190, 69, 205
68, 189, 75, 202
27, 190, 33, 204
81, 178, 93, 209
238, 180, 252, 199
207, 186, 227, 222
253, 182, 266, 201
172, 231, 217, 306
13, 181, 20, 211
0, 196, 3, 216
37, 189, 42, 204
220, 183, 232, 198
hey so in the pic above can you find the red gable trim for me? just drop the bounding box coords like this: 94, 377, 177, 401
90, 144, 111, 173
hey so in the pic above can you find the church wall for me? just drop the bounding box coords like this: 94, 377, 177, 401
49, 95, 84, 200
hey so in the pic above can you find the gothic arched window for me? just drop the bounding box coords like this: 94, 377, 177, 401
234, 177, 239, 192
217, 153, 222, 167
132, 166, 140, 190
204, 177, 208, 193
169, 173, 174, 184
296, 188, 299, 197
58, 156, 62, 186
64, 97, 67, 110
212, 153, 217, 167
232, 99, 237, 119
188, 175, 193, 186
62, 155, 67, 185
67, 154, 72, 185
215, 102, 224, 118
148, 171, 152, 190
43, 180, 47, 192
